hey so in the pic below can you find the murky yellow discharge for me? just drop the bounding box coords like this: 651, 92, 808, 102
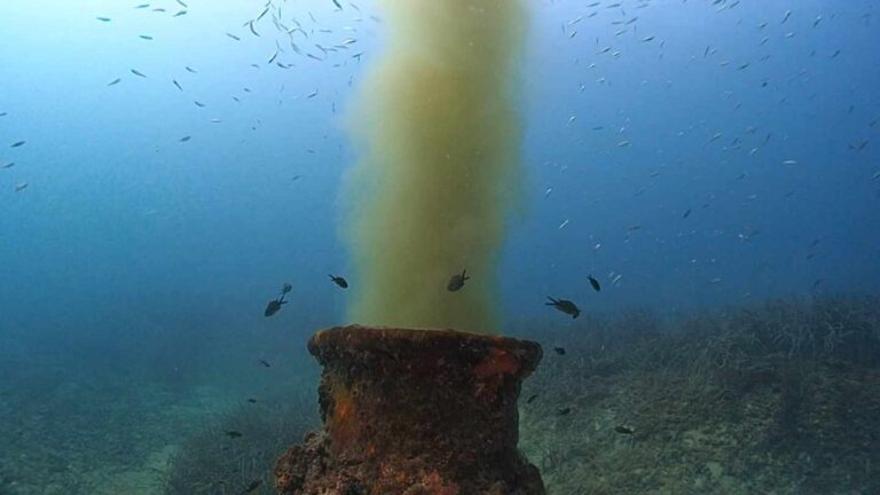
344, 0, 526, 334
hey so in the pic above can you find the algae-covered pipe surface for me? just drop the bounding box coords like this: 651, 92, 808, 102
344, 0, 527, 334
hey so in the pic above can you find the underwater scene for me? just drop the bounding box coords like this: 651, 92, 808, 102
1, 0, 879, 493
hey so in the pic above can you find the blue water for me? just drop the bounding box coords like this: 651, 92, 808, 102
1, 0, 878, 493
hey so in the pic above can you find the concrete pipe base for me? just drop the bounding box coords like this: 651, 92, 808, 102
275, 325, 545, 495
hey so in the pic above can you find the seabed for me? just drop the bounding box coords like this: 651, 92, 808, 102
1, 296, 879, 494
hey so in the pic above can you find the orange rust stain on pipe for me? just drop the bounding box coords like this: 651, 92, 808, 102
473, 348, 521, 379
328, 384, 359, 452
472, 348, 521, 400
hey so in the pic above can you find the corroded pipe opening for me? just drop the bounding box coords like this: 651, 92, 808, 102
275, 325, 545, 494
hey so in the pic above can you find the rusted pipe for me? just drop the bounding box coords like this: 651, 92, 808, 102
275, 325, 545, 494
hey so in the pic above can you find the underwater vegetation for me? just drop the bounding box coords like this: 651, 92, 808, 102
163, 400, 316, 495
518, 295, 880, 494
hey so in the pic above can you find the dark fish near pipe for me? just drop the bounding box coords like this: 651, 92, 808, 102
546, 297, 581, 319
264, 283, 292, 317
446, 269, 470, 292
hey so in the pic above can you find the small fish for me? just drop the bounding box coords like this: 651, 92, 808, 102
329, 275, 348, 289
139, 35, 154, 40
447, 269, 470, 292
96, 16, 111, 22
614, 425, 635, 435
782, 159, 798, 165
179, 136, 191, 142
264, 283, 292, 317
332, 0, 342, 9
872, 171, 880, 181
1, 162, 14, 169
10, 141, 26, 148
135, 3, 150, 9
849, 139, 869, 151
172, 79, 183, 91
557, 407, 572, 416
546, 297, 581, 319
130, 69, 147, 78
0, 112, 6, 117
185, 66, 197, 73
553, 346, 566, 356
107, 78, 122, 86
247, 398, 257, 404
240, 480, 262, 494
225, 430, 243, 438
15, 182, 28, 192
781, 10, 792, 24
264, 298, 287, 317
194, 100, 206, 108
587, 275, 601, 292
526, 394, 538, 404
258, 359, 271, 368
248, 20, 260, 37
682, 208, 692, 219
173, 10, 187, 17
176, 0, 188, 7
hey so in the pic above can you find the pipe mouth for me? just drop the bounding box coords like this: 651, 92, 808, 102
308, 325, 543, 378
